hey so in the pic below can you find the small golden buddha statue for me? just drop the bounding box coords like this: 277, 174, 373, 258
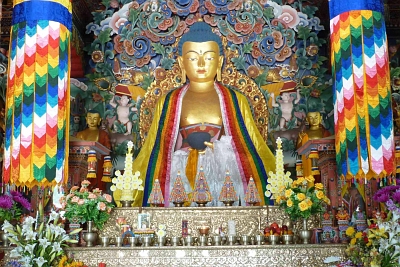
297, 111, 330, 146
296, 111, 331, 177
76, 110, 111, 149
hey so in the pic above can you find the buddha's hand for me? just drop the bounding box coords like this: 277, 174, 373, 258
204, 141, 214, 150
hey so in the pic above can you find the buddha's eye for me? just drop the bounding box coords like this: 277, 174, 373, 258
188, 57, 197, 61
205, 57, 214, 61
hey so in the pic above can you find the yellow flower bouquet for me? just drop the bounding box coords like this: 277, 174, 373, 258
274, 175, 330, 221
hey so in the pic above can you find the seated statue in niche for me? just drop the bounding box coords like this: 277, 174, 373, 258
109, 94, 138, 135
296, 110, 331, 176
76, 110, 111, 150
131, 22, 275, 207
271, 89, 301, 130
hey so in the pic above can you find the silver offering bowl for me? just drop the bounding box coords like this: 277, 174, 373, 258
282, 234, 294, 245
100, 236, 110, 247
183, 236, 195, 246
171, 236, 182, 246
157, 236, 166, 246
128, 236, 139, 247
269, 235, 280, 245
255, 234, 265, 245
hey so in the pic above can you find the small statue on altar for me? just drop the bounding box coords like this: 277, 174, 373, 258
109, 94, 138, 135
321, 210, 334, 243
336, 206, 350, 221
296, 111, 331, 176
76, 110, 111, 149
336, 205, 351, 243
271, 89, 301, 130
351, 206, 367, 232
297, 111, 331, 146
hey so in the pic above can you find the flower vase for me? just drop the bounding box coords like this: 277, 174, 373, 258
120, 189, 134, 207
299, 218, 312, 244
0, 231, 9, 247
83, 221, 98, 247
68, 220, 81, 247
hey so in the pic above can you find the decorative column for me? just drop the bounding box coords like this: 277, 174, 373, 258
329, 0, 395, 180
3, 0, 72, 187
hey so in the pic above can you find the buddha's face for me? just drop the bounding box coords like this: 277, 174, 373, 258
178, 41, 223, 83
306, 112, 321, 126
86, 112, 101, 128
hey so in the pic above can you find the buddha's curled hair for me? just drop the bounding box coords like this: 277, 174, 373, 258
178, 22, 224, 56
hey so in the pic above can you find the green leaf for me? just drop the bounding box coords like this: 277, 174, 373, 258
129, 8, 140, 24
69, 228, 83, 235
297, 26, 311, 40
161, 58, 175, 70
101, 0, 110, 7
152, 42, 166, 56
255, 70, 269, 87
263, 7, 275, 20
141, 74, 154, 90
98, 28, 112, 44
231, 56, 247, 72
302, 5, 318, 18
242, 43, 253, 54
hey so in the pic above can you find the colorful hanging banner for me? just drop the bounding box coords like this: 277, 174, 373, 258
3, 0, 72, 187
329, 0, 395, 179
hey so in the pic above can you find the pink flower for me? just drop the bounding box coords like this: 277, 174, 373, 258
98, 202, 106, 211
71, 196, 80, 203
70, 186, 79, 192
78, 199, 85, 205
93, 188, 102, 194
103, 194, 112, 203
88, 193, 97, 199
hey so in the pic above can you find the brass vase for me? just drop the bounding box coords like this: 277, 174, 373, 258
83, 221, 98, 247
299, 218, 312, 244
0, 231, 9, 247
120, 200, 134, 207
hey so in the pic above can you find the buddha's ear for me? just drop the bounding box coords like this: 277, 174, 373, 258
177, 56, 186, 84
217, 55, 224, 82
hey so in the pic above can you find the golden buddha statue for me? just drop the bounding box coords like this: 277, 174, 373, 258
76, 110, 111, 150
131, 22, 275, 207
297, 111, 331, 176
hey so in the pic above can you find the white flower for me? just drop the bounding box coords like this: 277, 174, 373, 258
33, 257, 48, 267
21, 223, 32, 234
24, 230, 37, 240
23, 216, 36, 226
9, 247, 23, 258
110, 185, 117, 191
48, 210, 59, 223
51, 242, 63, 253
24, 243, 36, 255
156, 229, 166, 237
38, 238, 51, 249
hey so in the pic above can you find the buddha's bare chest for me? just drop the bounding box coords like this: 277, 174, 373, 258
180, 95, 222, 127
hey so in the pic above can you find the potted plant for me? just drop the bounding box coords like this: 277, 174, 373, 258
0, 190, 31, 246
61, 180, 114, 230
2, 208, 81, 267
0, 190, 31, 224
